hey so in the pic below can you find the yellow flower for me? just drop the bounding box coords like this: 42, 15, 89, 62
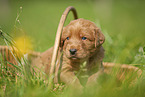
15, 36, 33, 54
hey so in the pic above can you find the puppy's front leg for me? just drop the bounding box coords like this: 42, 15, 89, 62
60, 66, 83, 91
86, 70, 103, 87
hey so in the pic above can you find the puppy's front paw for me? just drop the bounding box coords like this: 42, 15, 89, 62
68, 84, 84, 95
86, 75, 98, 88
85, 71, 102, 88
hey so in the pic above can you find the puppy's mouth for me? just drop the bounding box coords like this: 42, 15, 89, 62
64, 49, 88, 60
69, 55, 79, 60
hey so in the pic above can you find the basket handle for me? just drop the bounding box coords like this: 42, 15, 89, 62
49, 6, 78, 87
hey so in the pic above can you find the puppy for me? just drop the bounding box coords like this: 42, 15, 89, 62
33, 18, 105, 89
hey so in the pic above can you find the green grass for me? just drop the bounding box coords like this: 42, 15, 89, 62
0, 0, 145, 97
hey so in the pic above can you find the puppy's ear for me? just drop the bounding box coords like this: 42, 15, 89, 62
59, 27, 66, 48
94, 28, 105, 47
60, 37, 65, 48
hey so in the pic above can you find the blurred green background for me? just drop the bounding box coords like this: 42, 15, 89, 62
0, 1, 145, 97
0, 0, 145, 64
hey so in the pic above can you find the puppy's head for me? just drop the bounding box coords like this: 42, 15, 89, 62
60, 18, 105, 61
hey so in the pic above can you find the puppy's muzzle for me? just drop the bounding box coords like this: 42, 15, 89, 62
69, 49, 77, 55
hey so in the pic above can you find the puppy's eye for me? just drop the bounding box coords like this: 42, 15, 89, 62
66, 37, 69, 40
82, 37, 87, 40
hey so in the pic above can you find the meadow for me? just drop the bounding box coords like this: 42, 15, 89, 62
0, 0, 145, 97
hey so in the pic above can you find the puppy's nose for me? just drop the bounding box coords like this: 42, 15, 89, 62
69, 49, 77, 55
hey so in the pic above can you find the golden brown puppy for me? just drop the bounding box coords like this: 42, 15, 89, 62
33, 18, 105, 90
